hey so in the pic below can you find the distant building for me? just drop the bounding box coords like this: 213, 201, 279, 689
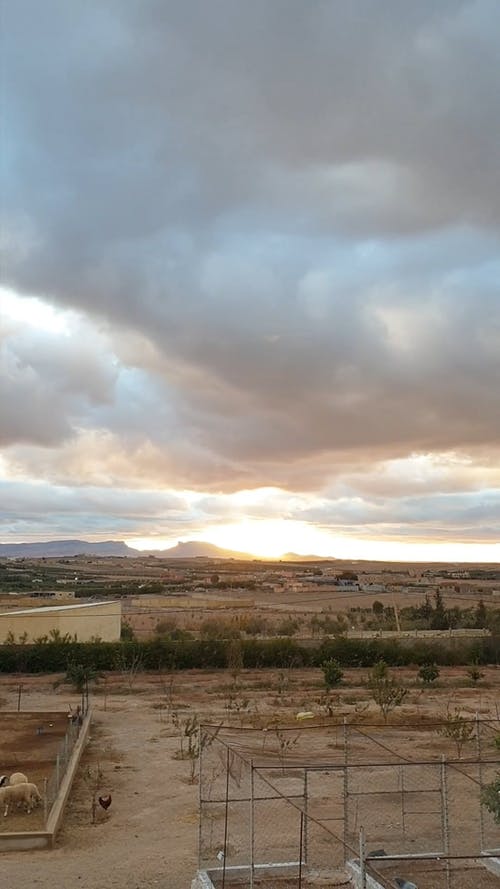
0, 601, 121, 644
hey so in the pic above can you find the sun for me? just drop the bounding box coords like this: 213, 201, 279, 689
198, 520, 336, 558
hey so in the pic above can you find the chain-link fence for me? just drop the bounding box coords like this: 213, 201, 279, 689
43, 712, 85, 824
199, 718, 500, 889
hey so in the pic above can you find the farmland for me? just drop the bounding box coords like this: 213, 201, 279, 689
0, 666, 499, 888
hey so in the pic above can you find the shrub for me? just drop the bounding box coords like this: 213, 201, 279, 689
368, 660, 407, 722
418, 663, 440, 684
321, 658, 344, 690
436, 707, 475, 758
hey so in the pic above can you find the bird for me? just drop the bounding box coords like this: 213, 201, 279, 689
98, 794, 112, 810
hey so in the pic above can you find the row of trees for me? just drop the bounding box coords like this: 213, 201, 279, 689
0, 633, 499, 673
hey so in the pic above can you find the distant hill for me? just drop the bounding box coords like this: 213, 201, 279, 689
0, 538, 258, 561
0, 539, 135, 558
280, 552, 336, 562
0, 538, 333, 562
150, 540, 257, 560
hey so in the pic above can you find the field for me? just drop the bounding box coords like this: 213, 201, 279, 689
0, 711, 69, 830
0, 667, 498, 889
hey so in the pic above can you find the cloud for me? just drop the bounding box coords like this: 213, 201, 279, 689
0, 1, 499, 552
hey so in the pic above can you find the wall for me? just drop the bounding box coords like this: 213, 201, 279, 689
0, 602, 122, 643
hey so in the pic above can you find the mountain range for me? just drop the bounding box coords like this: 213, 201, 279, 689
0, 538, 333, 561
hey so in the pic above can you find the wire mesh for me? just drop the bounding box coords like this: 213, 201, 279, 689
199, 718, 500, 888
44, 717, 82, 822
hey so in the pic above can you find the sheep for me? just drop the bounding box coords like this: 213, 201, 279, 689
9, 772, 28, 785
0, 782, 42, 817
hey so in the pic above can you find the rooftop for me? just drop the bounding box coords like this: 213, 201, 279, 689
0, 601, 119, 616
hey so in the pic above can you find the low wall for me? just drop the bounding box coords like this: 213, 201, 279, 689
0, 709, 92, 852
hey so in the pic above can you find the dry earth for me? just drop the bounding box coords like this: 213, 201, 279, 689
0, 668, 499, 889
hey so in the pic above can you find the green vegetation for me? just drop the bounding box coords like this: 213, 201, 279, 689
418, 662, 440, 684
481, 774, 500, 823
0, 633, 498, 675
321, 657, 344, 689
368, 660, 407, 722
436, 707, 475, 758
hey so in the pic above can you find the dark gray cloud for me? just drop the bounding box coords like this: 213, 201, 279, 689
1, 1, 499, 551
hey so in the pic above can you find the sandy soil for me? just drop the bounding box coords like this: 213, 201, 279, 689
0, 711, 69, 830
0, 681, 200, 889
0, 669, 498, 889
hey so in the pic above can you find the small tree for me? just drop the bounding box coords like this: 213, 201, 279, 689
120, 621, 135, 641
466, 665, 485, 686
321, 658, 344, 690
418, 663, 440, 685
226, 638, 244, 689
481, 773, 500, 823
368, 660, 407, 723
274, 728, 299, 773
372, 600, 384, 617
475, 599, 487, 629
58, 661, 100, 694
437, 707, 475, 758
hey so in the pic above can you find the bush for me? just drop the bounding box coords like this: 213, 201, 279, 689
0, 634, 498, 675
321, 658, 344, 690
418, 663, 440, 684
368, 660, 407, 722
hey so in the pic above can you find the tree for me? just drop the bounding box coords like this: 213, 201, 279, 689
372, 600, 384, 617
418, 663, 440, 685
481, 774, 500, 823
321, 658, 344, 690
475, 599, 487, 629
466, 664, 485, 686
431, 590, 448, 629
368, 660, 407, 722
437, 707, 475, 758
419, 594, 433, 623
59, 660, 100, 694
226, 638, 244, 688
120, 621, 135, 641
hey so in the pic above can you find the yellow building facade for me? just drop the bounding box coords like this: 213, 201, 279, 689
0, 601, 122, 643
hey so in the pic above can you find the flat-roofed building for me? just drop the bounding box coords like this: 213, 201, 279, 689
0, 601, 121, 643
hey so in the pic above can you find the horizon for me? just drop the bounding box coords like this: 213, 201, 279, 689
1, 3, 499, 564
2, 535, 500, 566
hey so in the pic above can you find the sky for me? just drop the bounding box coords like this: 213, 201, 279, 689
1, 1, 499, 562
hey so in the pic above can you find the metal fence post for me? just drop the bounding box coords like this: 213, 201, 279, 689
250, 760, 255, 889
303, 767, 308, 865
298, 810, 304, 889
343, 718, 349, 859
222, 747, 230, 889
476, 712, 485, 853
440, 755, 450, 889
43, 777, 48, 824
359, 826, 366, 889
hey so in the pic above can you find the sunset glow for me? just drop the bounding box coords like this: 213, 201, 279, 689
1, 3, 499, 565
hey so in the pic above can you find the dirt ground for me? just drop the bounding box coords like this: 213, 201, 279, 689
0, 710, 69, 830
0, 668, 498, 889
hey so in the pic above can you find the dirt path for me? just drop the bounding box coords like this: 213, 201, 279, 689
1, 700, 199, 889
1, 668, 499, 889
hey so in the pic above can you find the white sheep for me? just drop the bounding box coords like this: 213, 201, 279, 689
0, 782, 42, 817
9, 772, 28, 785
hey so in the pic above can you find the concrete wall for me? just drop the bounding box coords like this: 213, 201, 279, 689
0, 602, 121, 643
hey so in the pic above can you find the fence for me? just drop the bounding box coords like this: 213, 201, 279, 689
43, 709, 87, 826
199, 717, 500, 889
